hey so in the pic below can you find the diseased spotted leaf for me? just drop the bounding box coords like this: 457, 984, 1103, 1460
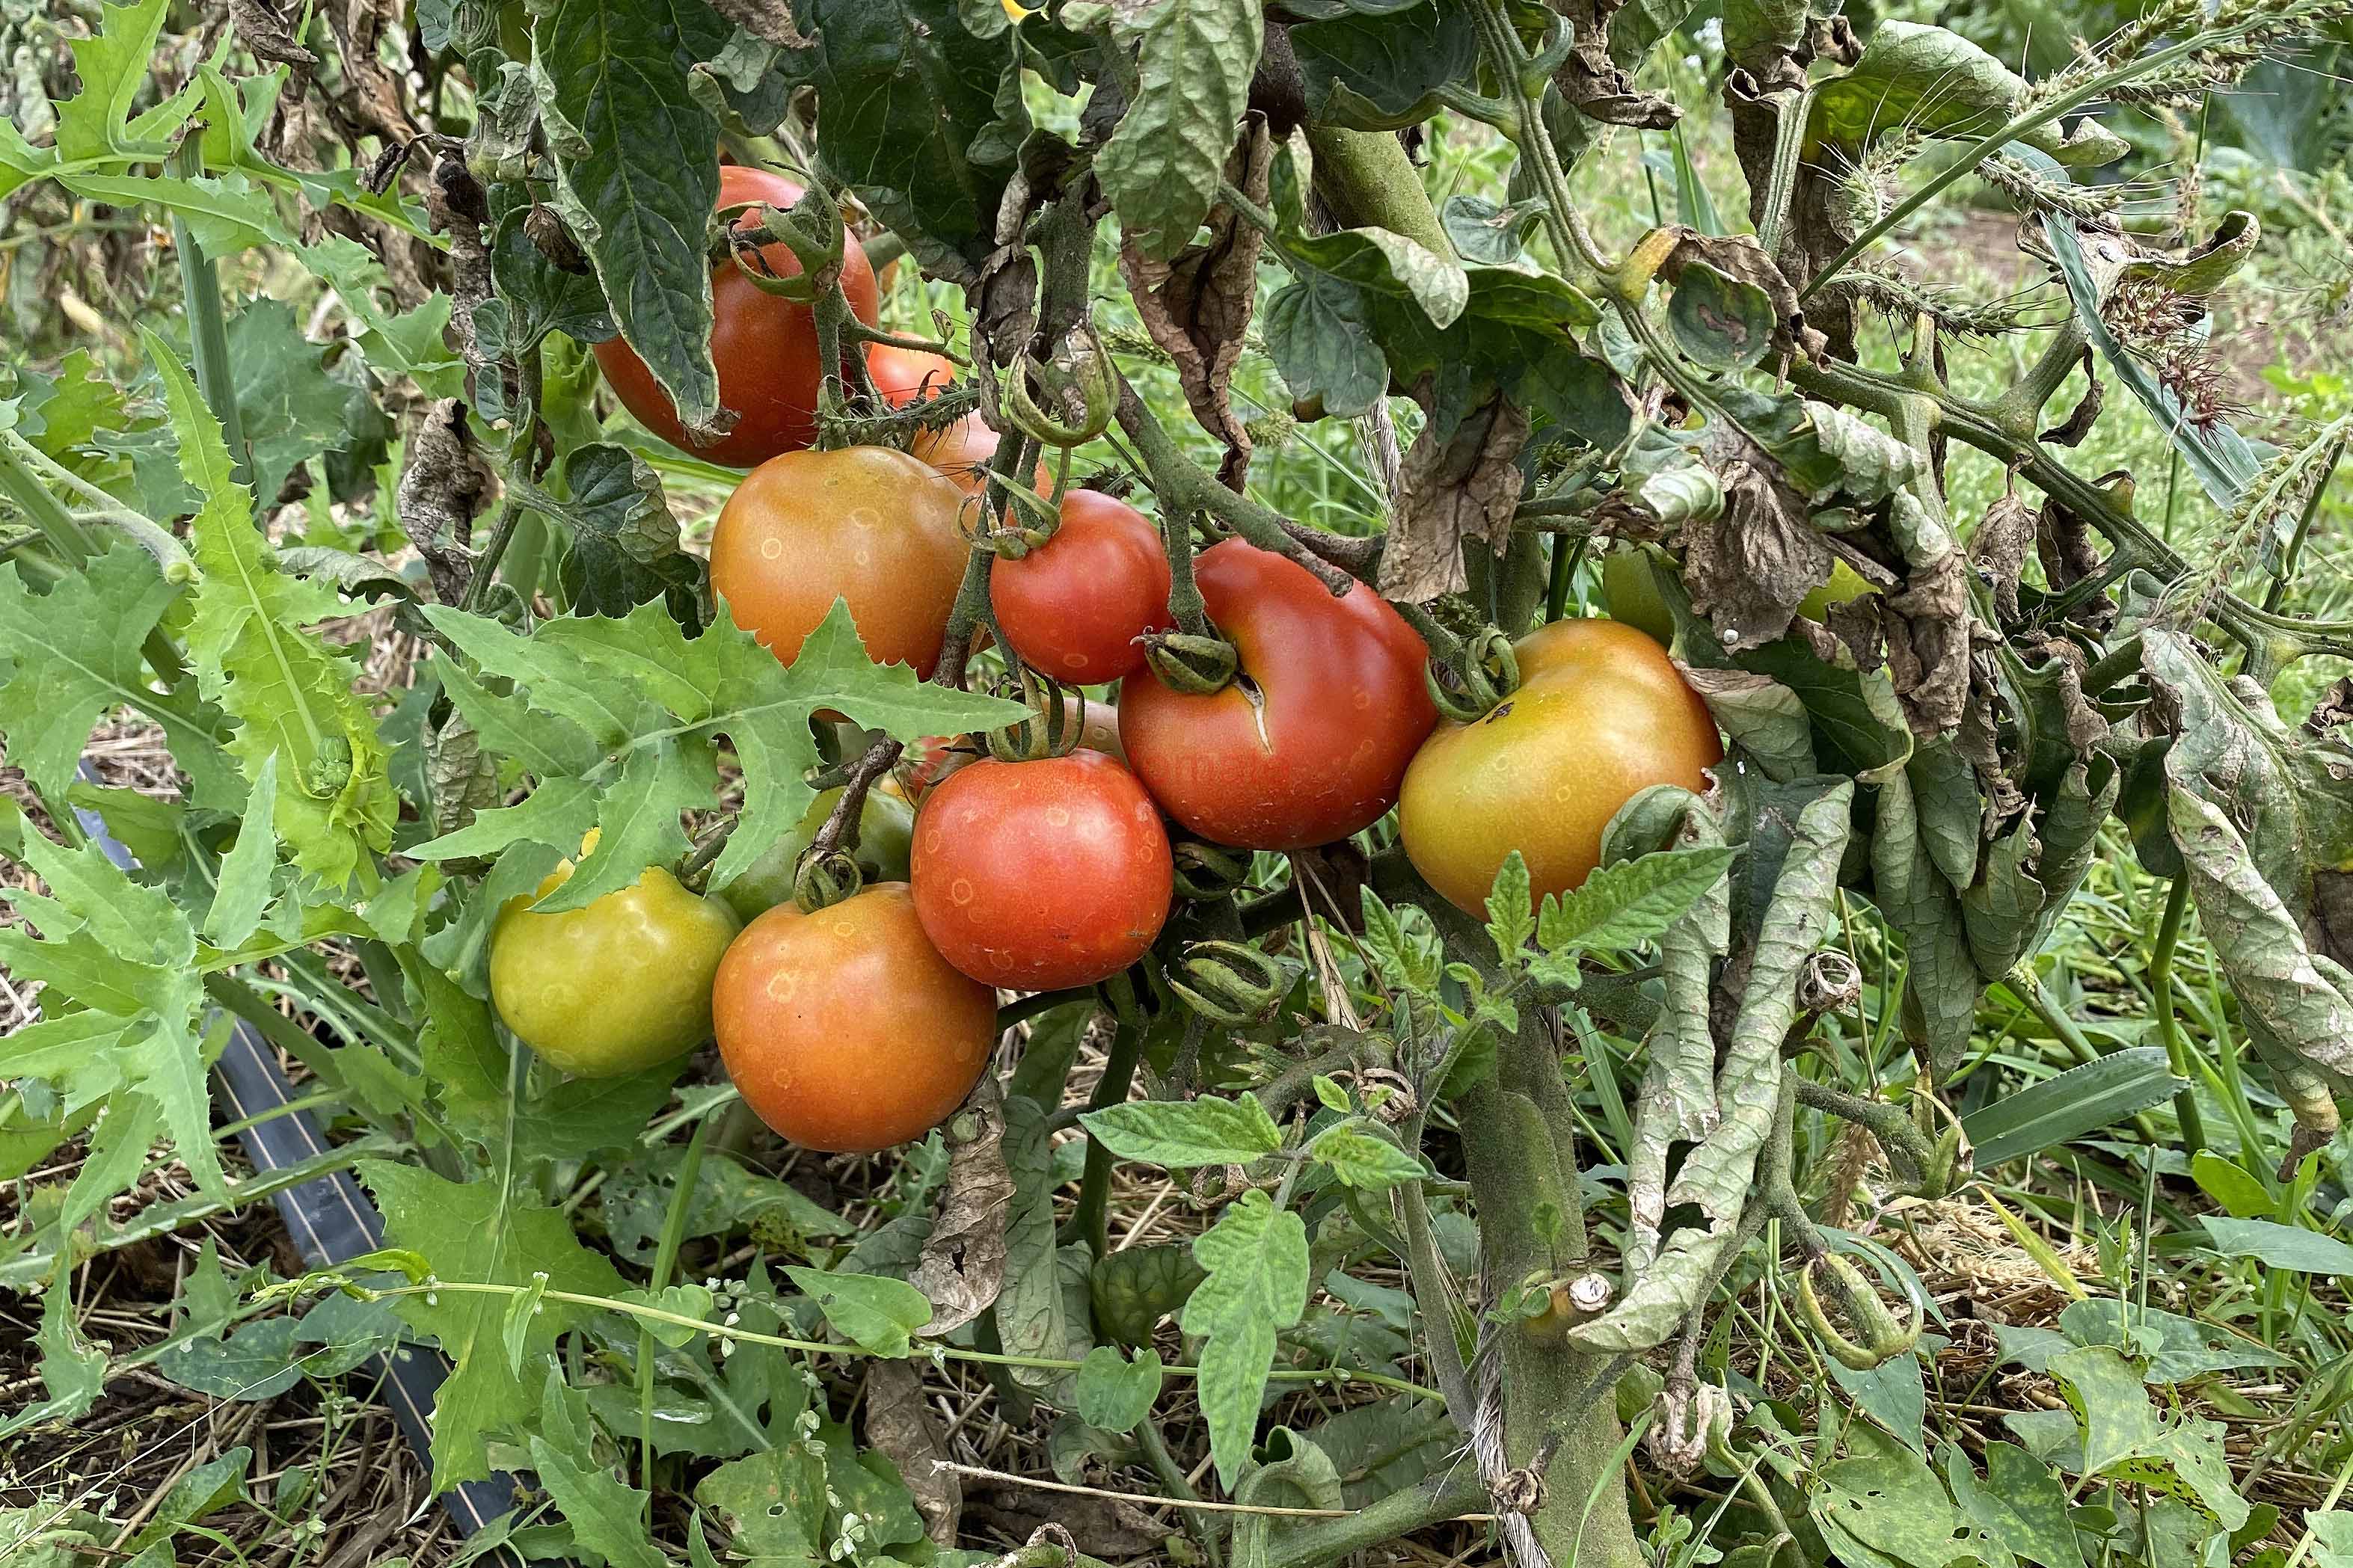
1095, 0, 1263, 261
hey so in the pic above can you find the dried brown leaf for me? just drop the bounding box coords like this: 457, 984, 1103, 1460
1117, 120, 1271, 491
862, 1360, 960, 1546
907, 1075, 1013, 1335
1972, 491, 2037, 625
1380, 397, 1530, 603
1678, 458, 1831, 651
1883, 550, 1972, 739
396, 400, 496, 606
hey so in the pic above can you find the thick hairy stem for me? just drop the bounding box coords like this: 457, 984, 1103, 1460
1988, 321, 2090, 438
1301, 126, 1453, 257
1067, 982, 1147, 1257
2149, 877, 2210, 1156
1261, 1470, 1491, 1568
1788, 1075, 1940, 1193
1115, 378, 1355, 594
807, 735, 904, 863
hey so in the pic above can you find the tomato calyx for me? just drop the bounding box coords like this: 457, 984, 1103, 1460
1424, 624, 1522, 724
984, 671, 1091, 763
711, 191, 847, 305
1171, 837, 1252, 901
1001, 325, 1117, 450
1794, 1251, 1923, 1371
792, 846, 864, 912
1140, 627, 1241, 695
1168, 938, 1303, 1024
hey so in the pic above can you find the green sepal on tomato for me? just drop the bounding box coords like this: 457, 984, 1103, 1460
1119, 539, 1436, 852
712, 884, 995, 1153
488, 831, 741, 1077
912, 751, 1174, 990
712, 781, 917, 922
592, 165, 879, 468
1399, 618, 1722, 915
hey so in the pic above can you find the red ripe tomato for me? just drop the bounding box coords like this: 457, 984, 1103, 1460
911, 751, 1173, 989
592, 165, 879, 468
1398, 618, 1722, 914
1118, 540, 1435, 850
990, 491, 1174, 684
911, 412, 1052, 501
868, 344, 957, 408
712, 884, 998, 1153
709, 446, 970, 676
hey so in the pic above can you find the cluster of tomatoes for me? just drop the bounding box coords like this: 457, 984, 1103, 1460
490, 168, 1725, 1155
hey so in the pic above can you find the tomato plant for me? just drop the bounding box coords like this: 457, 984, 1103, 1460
711, 885, 997, 1153
10, 1, 2352, 1565
1119, 539, 1436, 850
709, 445, 970, 675
911, 751, 1173, 989
1399, 619, 1723, 914
990, 490, 1174, 683
592, 165, 880, 467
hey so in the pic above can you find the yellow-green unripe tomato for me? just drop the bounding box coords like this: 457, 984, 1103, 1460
490, 840, 740, 1077
712, 782, 918, 923
1798, 559, 1875, 621
1601, 547, 1676, 645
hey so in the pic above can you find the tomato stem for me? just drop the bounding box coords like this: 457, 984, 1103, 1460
1069, 974, 1148, 1258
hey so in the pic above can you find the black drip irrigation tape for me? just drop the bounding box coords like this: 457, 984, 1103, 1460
70, 761, 518, 1551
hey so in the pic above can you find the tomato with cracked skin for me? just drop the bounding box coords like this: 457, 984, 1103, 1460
712, 885, 997, 1153
1118, 539, 1436, 851
1398, 617, 1722, 915
592, 165, 878, 468
709, 445, 969, 676
490, 838, 740, 1077
990, 490, 1174, 683
911, 751, 1173, 989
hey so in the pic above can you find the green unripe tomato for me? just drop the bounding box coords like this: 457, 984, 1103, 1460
713, 783, 917, 922
1798, 559, 1874, 621
1601, 547, 1676, 645
490, 840, 740, 1077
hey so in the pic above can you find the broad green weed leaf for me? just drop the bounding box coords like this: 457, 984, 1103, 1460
203, 751, 279, 948
783, 1265, 933, 1357
531, 1373, 669, 1568
54, 0, 176, 160
1074, 1345, 1164, 1434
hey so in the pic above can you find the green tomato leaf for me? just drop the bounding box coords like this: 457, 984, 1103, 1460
1304, 1122, 1427, 1190
1079, 1092, 1282, 1169
1290, 1, 1479, 131
0, 544, 236, 808
1536, 843, 1736, 956
1180, 1189, 1310, 1488
547, 443, 705, 622
358, 1159, 628, 1490
1094, 0, 1263, 261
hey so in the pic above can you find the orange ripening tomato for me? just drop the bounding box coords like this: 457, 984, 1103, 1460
592, 165, 879, 469
712, 885, 998, 1153
709, 446, 969, 676
991, 490, 1174, 684
868, 343, 957, 408
1118, 539, 1436, 851
898, 700, 1126, 805
912, 751, 1173, 989
1398, 618, 1722, 914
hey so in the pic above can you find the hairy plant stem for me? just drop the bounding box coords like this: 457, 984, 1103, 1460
1754, 88, 1814, 256
1138, 1421, 1224, 1568
1798, 20, 2270, 300
1791, 357, 2353, 662
1067, 980, 1147, 1258
1789, 1075, 1943, 1193
1261, 1472, 1491, 1568
1116, 378, 1355, 595
1300, 125, 1453, 256
639, 1113, 717, 1503
170, 140, 252, 495
2149, 877, 2209, 1156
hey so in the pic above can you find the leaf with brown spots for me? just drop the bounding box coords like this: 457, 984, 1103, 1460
1378, 396, 1529, 603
